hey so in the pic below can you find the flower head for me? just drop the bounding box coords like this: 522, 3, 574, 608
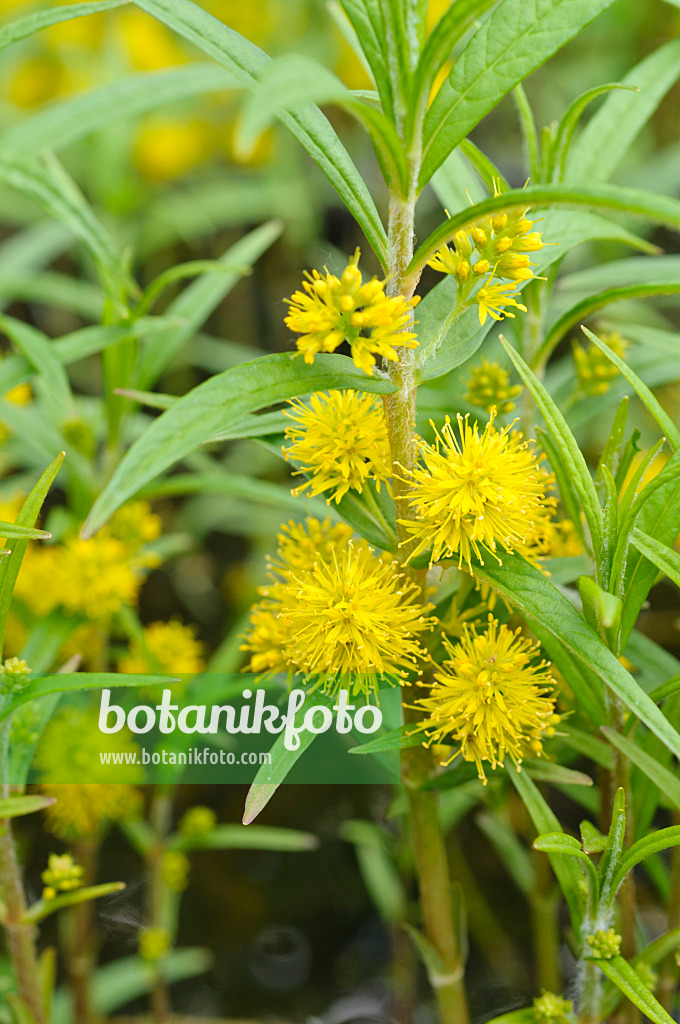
283, 390, 391, 503
242, 518, 433, 697
532, 991, 574, 1024
414, 617, 560, 783
139, 927, 171, 962
179, 805, 217, 839
573, 330, 627, 397
586, 928, 622, 960
465, 358, 521, 415
400, 412, 554, 569
118, 620, 205, 675
284, 249, 419, 375
41, 853, 84, 901
35, 708, 143, 839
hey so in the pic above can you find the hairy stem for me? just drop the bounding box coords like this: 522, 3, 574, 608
0, 818, 46, 1024
383, 165, 469, 1024
148, 789, 173, 1023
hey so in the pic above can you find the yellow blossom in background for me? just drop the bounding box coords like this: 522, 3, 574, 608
400, 411, 554, 568
60, 622, 108, 670
465, 358, 522, 414
179, 805, 217, 839
573, 330, 628, 397
271, 517, 353, 574
414, 617, 560, 783
161, 850, 190, 892
14, 501, 161, 622
242, 602, 292, 676
284, 250, 419, 375
41, 853, 84, 901
283, 390, 391, 503
35, 708, 143, 839
118, 620, 205, 675
544, 519, 584, 559
134, 117, 212, 182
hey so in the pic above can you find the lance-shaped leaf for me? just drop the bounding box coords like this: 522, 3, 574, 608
83, 353, 396, 536
591, 955, 676, 1024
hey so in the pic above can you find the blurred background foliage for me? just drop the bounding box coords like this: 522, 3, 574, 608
1, 0, 680, 1019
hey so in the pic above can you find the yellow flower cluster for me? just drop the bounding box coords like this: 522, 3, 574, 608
14, 501, 161, 623
139, 927, 171, 962
532, 991, 574, 1024
414, 617, 560, 783
161, 850, 190, 892
118, 620, 205, 675
573, 330, 627, 397
400, 411, 554, 569
242, 517, 434, 698
586, 928, 622, 960
285, 251, 419, 375
41, 852, 84, 901
283, 390, 391, 503
35, 708, 143, 839
427, 192, 543, 325
179, 805, 217, 839
465, 358, 522, 415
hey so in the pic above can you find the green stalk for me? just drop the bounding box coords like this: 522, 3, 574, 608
148, 788, 173, 1023
0, 817, 46, 1024
383, 150, 470, 1024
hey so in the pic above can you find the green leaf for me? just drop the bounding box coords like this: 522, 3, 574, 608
509, 769, 584, 928
551, 84, 635, 182
0, 316, 74, 417
618, 451, 680, 647
0, 673, 173, 724
419, 0, 617, 187
0, 795, 54, 819
600, 928, 680, 1020
602, 726, 680, 815
24, 883, 126, 924
0, 0, 123, 52
135, 220, 282, 389
0, 66, 237, 161
532, 832, 598, 899
340, 819, 407, 924
630, 528, 680, 590
499, 336, 604, 564
0, 156, 132, 299
609, 826, 680, 899
52, 949, 212, 1023
408, 184, 680, 281
582, 327, 680, 450
242, 693, 336, 824
415, 294, 489, 383
0, 453, 63, 656
474, 552, 680, 762
0, 523, 49, 542
131, 0, 388, 265
540, 285, 680, 367
336, 0, 393, 117
578, 576, 622, 651
172, 824, 317, 853
598, 787, 626, 905
349, 724, 423, 755
235, 53, 407, 191
83, 352, 396, 536
407, 0, 497, 139
591, 955, 676, 1024
649, 675, 680, 703
565, 36, 680, 185
580, 821, 606, 854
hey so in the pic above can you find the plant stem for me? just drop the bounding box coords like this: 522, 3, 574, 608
148, 789, 173, 1024
64, 838, 100, 1024
531, 850, 561, 994
383, 165, 469, 1024
0, 816, 46, 1024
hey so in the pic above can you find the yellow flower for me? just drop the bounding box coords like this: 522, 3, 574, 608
283, 390, 391, 503
532, 991, 574, 1024
573, 330, 627, 397
161, 850, 190, 892
109, 500, 162, 548
35, 708, 143, 839
118, 620, 205, 675
282, 540, 434, 697
476, 279, 527, 325
241, 518, 353, 676
544, 518, 584, 559
139, 927, 171, 962
465, 358, 522, 415
242, 519, 433, 696
179, 805, 217, 839
413, 617, 560, 783
41, 853, 84, 901
400, 412, 554, 569
586, 928, 622, 960
134, 118, 211, 181
284, 249, 419, 375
